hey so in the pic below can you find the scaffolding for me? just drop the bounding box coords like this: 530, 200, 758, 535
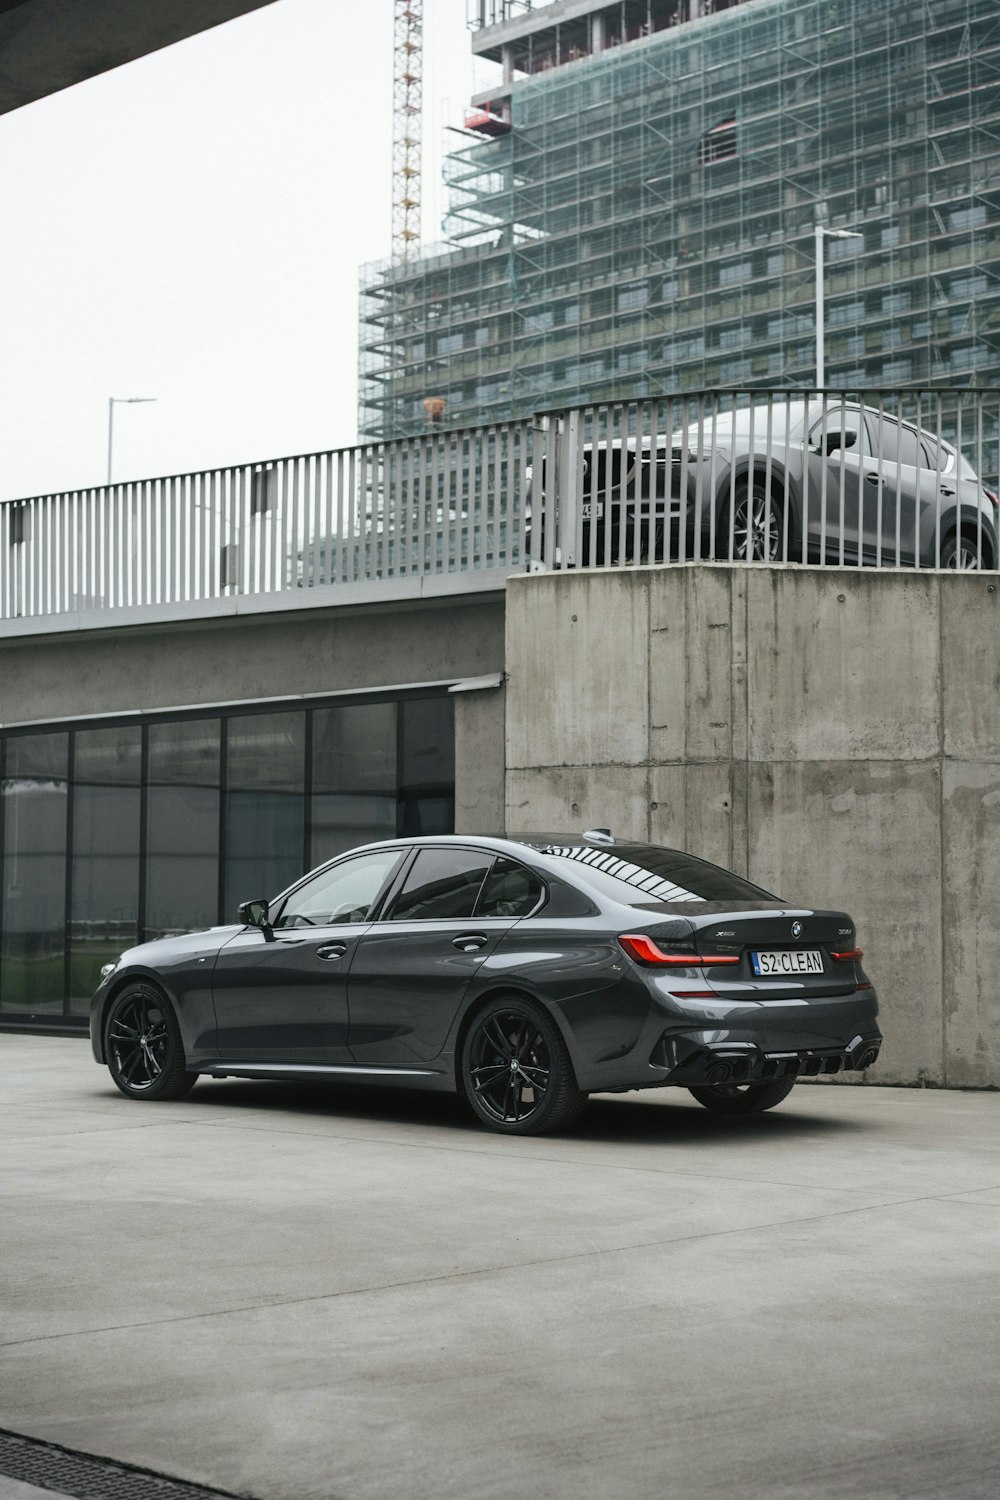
359, 0, 1000, 469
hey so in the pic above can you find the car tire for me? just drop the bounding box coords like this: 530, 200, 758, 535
940, 531, 984, 570
718, 478, 783, 562
688, 1076, 797, 1114
105, 982, 198, 1101
461, 994, 587, 1136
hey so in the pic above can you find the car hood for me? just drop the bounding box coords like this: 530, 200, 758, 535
113, 924, 244, 970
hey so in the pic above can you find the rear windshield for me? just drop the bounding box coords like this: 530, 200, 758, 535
529, 842, 775, 905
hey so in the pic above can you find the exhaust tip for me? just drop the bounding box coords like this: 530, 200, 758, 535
855, 1047, 879, 1070
706, 1062, 731, 1084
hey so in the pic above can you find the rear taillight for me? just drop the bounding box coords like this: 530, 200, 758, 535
831, 947, 864, 962
984, 488, 999, 509
618, 934, 740, 967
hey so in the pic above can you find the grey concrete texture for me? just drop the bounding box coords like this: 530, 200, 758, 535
3, 1035, 1000, 1500
453, 684, 507, 836
0, 595, 505, 728
505, 564, 1000, 1086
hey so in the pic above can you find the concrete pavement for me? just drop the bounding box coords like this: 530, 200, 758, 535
1, 1032, 999, 1500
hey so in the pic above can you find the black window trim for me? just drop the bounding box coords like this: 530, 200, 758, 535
375, 843, 549, 924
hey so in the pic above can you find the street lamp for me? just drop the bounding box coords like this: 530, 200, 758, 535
815, 226, 864, 387
107, 396, 156, 484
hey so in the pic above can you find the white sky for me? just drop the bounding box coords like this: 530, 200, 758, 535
0, 0, 498, 501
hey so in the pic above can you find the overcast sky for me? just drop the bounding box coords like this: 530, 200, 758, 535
0, 0, 496, 501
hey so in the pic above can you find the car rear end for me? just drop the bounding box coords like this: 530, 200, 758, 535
619, 907, 881, 1088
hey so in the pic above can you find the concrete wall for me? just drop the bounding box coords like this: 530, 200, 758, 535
505, 563, 1000, 1089
0, 594, 506, 724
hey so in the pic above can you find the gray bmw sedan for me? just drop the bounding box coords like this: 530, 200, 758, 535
91, 832, 881, 1135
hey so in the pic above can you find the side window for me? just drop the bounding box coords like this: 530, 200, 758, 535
273, 849, 402, 928
894, 424, 923, 467
388, 848, 492, 921
921, 435, 941, 471
809, 408, 870, 456
866, 413, 903, 466
476, 857, 545, 918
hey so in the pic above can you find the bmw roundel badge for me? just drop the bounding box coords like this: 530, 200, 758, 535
791, 921, 803, 938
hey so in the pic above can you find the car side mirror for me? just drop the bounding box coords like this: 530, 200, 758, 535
821, 429, 858, 456
238, 898, 271, 929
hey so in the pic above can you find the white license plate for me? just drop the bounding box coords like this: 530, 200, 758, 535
581, 502, 604, 519
751, 949, 824, 977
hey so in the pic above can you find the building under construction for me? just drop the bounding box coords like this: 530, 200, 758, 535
359, 0, 1000, 440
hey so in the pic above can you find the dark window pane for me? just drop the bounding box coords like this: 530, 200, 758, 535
389, 848, 490, 921
274, 848, 403, 928
399, 697, 454, 837
227, 712, 305, 793
74, 725, 141, 785
311, 702, 398, 862
145, 721, 220, 939
311, 793, 397, 864
313, 703, 396, 793
69, 727, 142, 1014
225, 713, 305, 916
148, 719, 221, 786
476, 857, 544, 918
1, 733, 69, 1015
226, 792, 305, 915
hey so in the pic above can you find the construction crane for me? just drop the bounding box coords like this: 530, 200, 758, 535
392, 1, 423, 262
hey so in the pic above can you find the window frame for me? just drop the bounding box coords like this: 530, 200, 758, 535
270, 846, 408, 929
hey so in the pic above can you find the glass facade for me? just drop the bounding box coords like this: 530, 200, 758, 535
0, 690, 455, 1026
360, 0, 1000, 445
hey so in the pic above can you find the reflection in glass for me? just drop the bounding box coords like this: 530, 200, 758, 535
145, 720, 220, 939
399, 697, 454, 836
311, 702, 398, 862
225, 713, 305, 915
390, 848, 490, 921
69, 726, 141, 1015
1, 734, 69, 1014
0, 690, 457, 1019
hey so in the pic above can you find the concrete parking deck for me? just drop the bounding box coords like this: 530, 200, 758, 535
1, 1033, 999, 1500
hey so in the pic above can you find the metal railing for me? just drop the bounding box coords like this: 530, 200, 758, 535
2, 387, 998, 625
0, 420, 533, 621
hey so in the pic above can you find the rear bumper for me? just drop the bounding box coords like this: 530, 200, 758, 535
649, 1028, 883, 1087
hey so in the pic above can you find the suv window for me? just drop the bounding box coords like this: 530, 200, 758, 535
388, 848, 492, 921
273, 848, 402, 928
867, 414, 924, 468
476, 857, 544, 918
809, 407, 870, 456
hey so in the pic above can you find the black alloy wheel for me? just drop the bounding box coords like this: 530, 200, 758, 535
688, 1076, 797, 1115
721, 479, 783, 562
461, 995, 587, 1136
105, 983, 197, 1101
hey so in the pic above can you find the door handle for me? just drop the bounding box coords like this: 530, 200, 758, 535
316, 943, 348, 960
865, 472, 880, 485
939, 487, 955, 497
452, 934, 488, 952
